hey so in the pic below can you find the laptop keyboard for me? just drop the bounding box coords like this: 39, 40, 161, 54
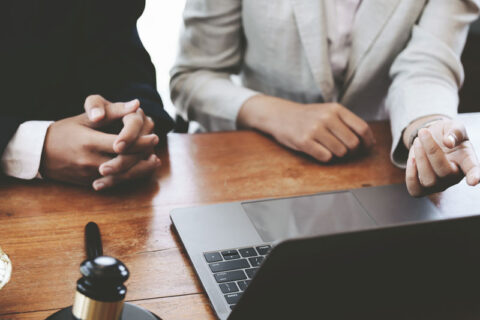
203, 245, 272, 310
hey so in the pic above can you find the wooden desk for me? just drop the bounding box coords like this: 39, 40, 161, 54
0, 114, 479, 319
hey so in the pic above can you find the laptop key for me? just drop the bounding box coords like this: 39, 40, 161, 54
245, 268, 259, 279
221, 250, 240, 260
237, 280, 251, 291
256, 245, 271, 255
214, 270, 247, 283
238, 247, 257, 257
204, 252, 222, 263
248, 256, 264, 267
219, 282, 239, 294
224, 292, 242, 305
209, 259, 249, 273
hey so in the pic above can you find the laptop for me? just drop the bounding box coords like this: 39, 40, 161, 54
170, 184, 478, 319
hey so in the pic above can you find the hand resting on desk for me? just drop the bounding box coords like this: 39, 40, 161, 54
238, 95, 376, 163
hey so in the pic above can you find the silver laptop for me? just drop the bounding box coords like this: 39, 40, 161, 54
170, 184, 448, 319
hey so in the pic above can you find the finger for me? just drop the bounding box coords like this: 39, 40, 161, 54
84, 95, 108, 122
121, 134, 159, 154
114, 111, 145, 153
99, 153, 157, 176
92, 154, 161, 191
326, 119, 361, 151
301, 139, 333, 163
456, 142, 480, 186
88, 131, 158, 154
86, 99, 140, 128
466, 166, 480, 186
418, 128, 458, 178
443, 120, 468, 148
338, 108, 375, 147
413, 138, 437, 188
313, 128, 348, 158
142, 115, 155, 135
406, 147, 423, 197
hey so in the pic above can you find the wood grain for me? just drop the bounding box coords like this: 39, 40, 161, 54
0, 115, 478, 319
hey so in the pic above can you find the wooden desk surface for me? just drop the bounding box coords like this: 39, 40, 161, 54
0, 114, 479, 319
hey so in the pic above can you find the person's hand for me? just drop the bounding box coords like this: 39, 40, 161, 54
406, 119, 480, 197
238, 95, 375, 162
41, 96, 161, 188
83, 95, 160, 190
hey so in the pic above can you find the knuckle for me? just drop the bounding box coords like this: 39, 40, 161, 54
321, 152, 333, 163
297, 135, 312, 150
146, 117, 155, 132
406, 181, 422, 198
358, 123, 370, 136
336, 147, 348, 157
319, 113, 333, 124
347, 136, 360, 149
436, 167, 453, 179
85, 94, 103, 107
76, 157, 97, 174
420, 177, 436, 188
424, 143, 439, 156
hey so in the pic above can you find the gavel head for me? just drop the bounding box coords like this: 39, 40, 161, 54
73, 256, 130, 320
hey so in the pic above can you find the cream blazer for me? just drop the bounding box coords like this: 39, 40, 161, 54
170, 0, 480, 166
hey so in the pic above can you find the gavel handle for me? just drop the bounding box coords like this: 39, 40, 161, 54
85, 222, 103, 260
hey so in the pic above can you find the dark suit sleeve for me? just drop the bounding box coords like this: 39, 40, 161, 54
79, 0, 174, 136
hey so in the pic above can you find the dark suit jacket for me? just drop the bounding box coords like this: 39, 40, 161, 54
0, 0, 174, 156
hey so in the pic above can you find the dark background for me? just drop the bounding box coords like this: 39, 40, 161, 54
460, 19, 480, 113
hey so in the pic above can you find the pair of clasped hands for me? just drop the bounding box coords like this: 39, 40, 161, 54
239, 96, 480, 197
40, 95, 161, 191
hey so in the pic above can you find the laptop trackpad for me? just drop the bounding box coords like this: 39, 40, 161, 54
242, 192, 376, 243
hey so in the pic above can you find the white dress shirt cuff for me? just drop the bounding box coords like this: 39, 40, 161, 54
1, 121, 54, 180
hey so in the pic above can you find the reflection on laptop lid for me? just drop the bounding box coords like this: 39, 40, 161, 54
229, 215, 480, 320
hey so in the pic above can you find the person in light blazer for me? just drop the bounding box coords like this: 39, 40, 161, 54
170, 0, 480, 197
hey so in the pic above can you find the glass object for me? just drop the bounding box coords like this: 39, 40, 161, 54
0, 246, 12, 290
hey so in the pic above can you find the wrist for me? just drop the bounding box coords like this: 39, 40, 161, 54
237, 95, 293, 133
403, 115, 449, 149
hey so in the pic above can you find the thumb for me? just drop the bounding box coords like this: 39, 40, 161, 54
443, 121, 468, 149
85, 98, 140, 127
84, 95, 108, 122
102, 99, 140, 123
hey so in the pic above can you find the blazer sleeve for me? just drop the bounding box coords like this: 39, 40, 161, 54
169, 0, 259, 132
386, 0, 480, 167
79, 0, 173, 136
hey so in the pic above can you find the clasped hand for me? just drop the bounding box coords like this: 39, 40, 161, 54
41, 95, 162, 191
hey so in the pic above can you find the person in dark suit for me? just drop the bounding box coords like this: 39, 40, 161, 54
0, 0, 173, 191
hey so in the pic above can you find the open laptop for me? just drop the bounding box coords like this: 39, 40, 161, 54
170, 184, 478, 319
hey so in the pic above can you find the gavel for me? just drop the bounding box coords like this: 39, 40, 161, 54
47, 222, 161, 320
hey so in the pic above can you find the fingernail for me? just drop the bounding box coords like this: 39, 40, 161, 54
115, 141, 126, 152
125, 99, 139, 112
151, 135, 159, 145
93, 181, 105, 191
447, 134, 456, 147
90, 108, 103, 121
101, 166, 113, 176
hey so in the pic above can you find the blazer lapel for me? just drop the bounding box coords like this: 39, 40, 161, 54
344, 0, 401, 88
290, 0, 335, 102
